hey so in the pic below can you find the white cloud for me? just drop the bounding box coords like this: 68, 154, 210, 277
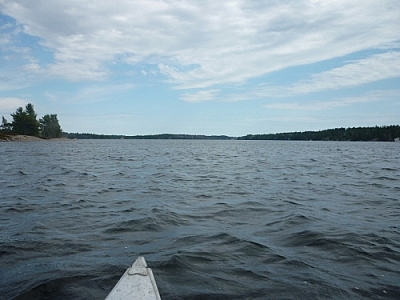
69, 83, 136, 104
0, 97, 28, 112
264, 90, 400, 111
23, 62, 42, 73
48, 60, 108, 81
0, 77, 28, 91
0, 0, 399, 87
180, 89, 219, 103
290, 52, 400, 95
222, 52, 400, 101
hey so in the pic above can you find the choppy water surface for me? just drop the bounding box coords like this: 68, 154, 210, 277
1, 140, 399, 299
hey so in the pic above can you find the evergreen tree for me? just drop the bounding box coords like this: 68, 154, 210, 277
1, 116, 12, 132
10, 104, 40, 136
40, 114, 62, 138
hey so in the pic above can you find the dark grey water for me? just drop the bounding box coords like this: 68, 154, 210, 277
1, 140, 399, 300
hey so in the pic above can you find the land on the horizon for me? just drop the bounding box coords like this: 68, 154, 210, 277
2, 125, 399, 142
0, 132, 70, 142
63, 125, 400, 141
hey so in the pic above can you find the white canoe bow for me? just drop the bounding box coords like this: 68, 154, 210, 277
106, 257, 161, 300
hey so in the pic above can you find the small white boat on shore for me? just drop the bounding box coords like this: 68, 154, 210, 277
106, 257, 161, 300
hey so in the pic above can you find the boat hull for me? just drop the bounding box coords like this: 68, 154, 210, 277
106, 257, 161, 300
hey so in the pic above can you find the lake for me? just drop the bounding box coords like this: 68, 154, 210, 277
1, 140, 399, 299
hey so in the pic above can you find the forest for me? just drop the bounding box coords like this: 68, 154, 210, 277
238, 126, 400, 141
1, 103, 399, 142
63, 126, 400, 141
1, 103, 62, 139
63, 132, 233, 140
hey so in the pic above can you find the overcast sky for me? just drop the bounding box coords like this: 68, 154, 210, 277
0, 0, 399, 136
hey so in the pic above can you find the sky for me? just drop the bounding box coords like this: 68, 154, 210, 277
0, 0, 399, 136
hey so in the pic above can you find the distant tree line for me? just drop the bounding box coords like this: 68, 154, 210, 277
62, 127, 400, 141
238, 126, 400, 141
1, 103, 62, 139
125, 134, 233, 140
63, 132, 125, 139
63, 132, 234, 140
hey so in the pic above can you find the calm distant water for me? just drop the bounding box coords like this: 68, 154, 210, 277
1, 140, 399, 300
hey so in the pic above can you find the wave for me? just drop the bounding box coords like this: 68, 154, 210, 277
1, 140, 399, 299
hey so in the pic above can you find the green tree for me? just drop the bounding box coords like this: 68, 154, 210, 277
39, 114, 62, 138
1, 116, 12, 132
10, 103, 40, 136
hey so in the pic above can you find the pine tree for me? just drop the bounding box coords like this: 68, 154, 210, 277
1, 116, 12, 132
40, 114, 62, 138
10, 104, 40, 136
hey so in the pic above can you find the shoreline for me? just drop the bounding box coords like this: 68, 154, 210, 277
0, 134, 71, 142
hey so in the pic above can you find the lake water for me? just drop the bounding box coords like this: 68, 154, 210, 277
1, 140, 399, 299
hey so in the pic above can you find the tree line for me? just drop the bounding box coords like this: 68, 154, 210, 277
64, 127, 400, 141
1, 103, 62, 139
3, 105, 397, 142
63, 132, 233, 140
238, 126, 400, 141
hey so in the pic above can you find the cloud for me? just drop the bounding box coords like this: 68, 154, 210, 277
222, 52, 400, 101
1, 0, 399, 87
0, 97, 28, 112
23, 62, 42, 73
290, 52, 400, 95
180, 89, 219, 103
264, 90, 400, 111
69, 83, 136, 104
48, 60, 108, 81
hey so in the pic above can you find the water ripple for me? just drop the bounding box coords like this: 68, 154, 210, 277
0, 140, 399, 299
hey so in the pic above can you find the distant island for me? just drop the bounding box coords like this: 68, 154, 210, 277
237, 126, 400, 142
62, 133, 234, 140
1, 103, 399, 142
1, 103, 62, 141
62, 125, 400, 142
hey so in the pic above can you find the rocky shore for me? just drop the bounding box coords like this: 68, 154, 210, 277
0, 133, 70, 142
